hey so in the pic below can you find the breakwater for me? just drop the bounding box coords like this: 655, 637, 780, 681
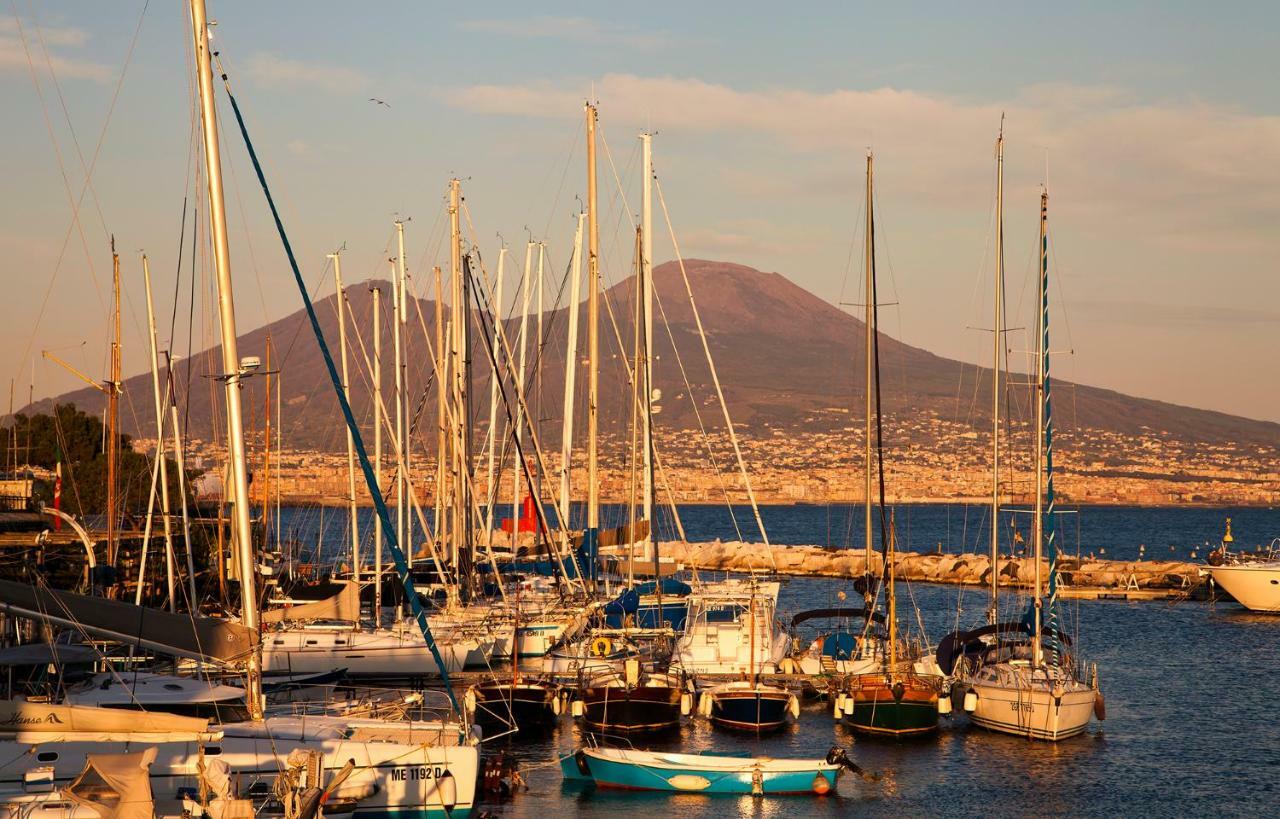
662, 540, 1205, 598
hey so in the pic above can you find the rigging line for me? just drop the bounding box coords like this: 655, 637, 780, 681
11, 0, 149, 378
653, 175, 774, 561
218, 66, 460, 711
652, 279, 742, 542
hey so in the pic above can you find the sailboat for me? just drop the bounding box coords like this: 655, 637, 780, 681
840, 151, 942, 738
946, 180, 1103, 741
0, 3, 481, 814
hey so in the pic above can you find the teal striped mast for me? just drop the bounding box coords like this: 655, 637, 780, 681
1032, 188, 1061, 670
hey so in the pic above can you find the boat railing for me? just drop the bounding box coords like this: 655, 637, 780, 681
270, 682, 458, 722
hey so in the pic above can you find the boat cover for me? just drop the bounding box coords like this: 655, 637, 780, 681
0, 579, 255, 664
0, 699, 209, 735
262, 580, 361, 623
67, 748, 157, 819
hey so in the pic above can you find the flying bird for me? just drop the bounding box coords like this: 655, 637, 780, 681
369, 97, 390, 108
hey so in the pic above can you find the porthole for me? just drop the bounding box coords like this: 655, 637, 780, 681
36, 752, 57, 762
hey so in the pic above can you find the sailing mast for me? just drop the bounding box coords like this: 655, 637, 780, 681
559, 214, 586, 522
484, 251, 506, 550
331, 250, 360, 584
513, 242, 533, 547
372, 285, 383, 628
640, 132, 660, 619
393, 223, 408, 592
434, 265, 448, 571
862, 150, 874, 605
585, 103, 601, 589
1031, 188, 1049, 671
106, 243, 121, 572
989, 122, 1005, 625
189, 0, 262, 717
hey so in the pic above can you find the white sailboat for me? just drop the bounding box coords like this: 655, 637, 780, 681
956, 179, 1103, 742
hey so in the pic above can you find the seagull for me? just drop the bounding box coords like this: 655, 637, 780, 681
369, 97, 390, 108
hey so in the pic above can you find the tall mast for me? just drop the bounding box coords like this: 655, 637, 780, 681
513, 242, 533, 546
434, 266, 449, 568
989, 122, 1005, 625
106, 243, 121, 571
142, 254, 177, 611
393, 224, 408, 584
863, 150, 874, 604
331, 250, 360, 582
640, 132, 655, 530
1032, 189, 1049, 671
484, 251, 505, 549
371, 285, 383, 628
585, 103, 601, 587
189, 0, 261, 718
449, 178, 472, 601
261, 339, 272, 553
559, 214, 586, 521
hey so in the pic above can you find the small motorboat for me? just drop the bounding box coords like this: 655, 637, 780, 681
700, 680, 798, 733
561, 745, 870, 795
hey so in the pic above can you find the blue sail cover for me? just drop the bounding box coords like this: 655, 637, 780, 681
822, 632, 858, 660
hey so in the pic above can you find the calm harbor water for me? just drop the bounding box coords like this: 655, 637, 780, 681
276, 503, 1280, 817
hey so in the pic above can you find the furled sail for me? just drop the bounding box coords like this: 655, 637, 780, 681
0, 700, 209, 736
261, 581, 361, 624
0, 579, 255, 664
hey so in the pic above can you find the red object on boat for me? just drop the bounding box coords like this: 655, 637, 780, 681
501, 494, 538, 533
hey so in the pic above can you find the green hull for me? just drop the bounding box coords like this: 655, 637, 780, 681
843, 699, 938, 736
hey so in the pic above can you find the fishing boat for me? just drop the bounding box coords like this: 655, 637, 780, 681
674, 580, 786, 676
576, 660, 687, 734
945, 183, 1103, 742
561, 744, 867, 795
696, 581, 797, 732
838, 151, 942, 738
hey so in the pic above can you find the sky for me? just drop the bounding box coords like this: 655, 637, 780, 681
3, 1, 1279, 425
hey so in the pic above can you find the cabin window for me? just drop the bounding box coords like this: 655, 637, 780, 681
335, 639, 346, 645
164, 683, 183, 691
37, 752, 57, 762
273, 639, 285, 645
305, 640, 318, 646
204, 746, 222, 756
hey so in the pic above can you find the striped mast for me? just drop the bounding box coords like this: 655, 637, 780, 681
1031, 187, 1058, 670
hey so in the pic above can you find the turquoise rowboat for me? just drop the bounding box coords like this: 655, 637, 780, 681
561, 746, 857, 795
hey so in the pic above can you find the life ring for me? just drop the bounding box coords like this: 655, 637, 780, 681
590, 637, 613, 658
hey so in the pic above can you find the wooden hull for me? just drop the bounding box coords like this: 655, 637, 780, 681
581, 685, 681, 733
842, 675, 939, 737
470, 681, 559, 733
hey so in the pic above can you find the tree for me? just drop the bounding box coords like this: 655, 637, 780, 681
0, 404, 195, 519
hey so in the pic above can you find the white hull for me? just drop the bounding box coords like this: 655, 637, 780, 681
0, 720, 478, 817
263, 628, 476, 677
1208, 562, 1280, 612
967, 663, 1096, 741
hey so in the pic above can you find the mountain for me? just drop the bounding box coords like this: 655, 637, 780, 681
23, 259, 1280, 453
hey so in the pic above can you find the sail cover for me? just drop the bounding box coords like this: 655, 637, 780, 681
67, 748, 158, 819
262, 580, 361, 624
0, 579, 255, 664
0, 700, 209, 735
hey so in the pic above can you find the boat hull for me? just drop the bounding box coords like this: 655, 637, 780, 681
470, 682, 559, 732
1208, 563, 1280, 612
968, 680, 1096, 741
568, 748, 837, 795
709, 690, 791, 733
842, 676, 939, 737
581, 686, 681, 733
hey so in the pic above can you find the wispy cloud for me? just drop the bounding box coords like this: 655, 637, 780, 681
436, 73, 1280, 249
1073, 299, 1280, 328
0, 18, 110, 83
242, 52, 369, 93
457, 16, 683, 51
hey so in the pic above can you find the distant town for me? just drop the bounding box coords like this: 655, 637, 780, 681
134, 409, 1278, 508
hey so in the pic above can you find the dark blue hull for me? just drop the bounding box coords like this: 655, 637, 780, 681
710, 690, 791, 732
